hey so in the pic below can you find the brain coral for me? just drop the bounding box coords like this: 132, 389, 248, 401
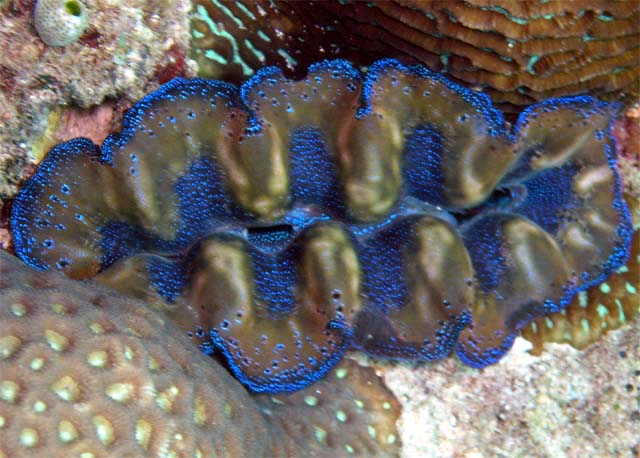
9, 59, 633, 393
0, 249, 401, 457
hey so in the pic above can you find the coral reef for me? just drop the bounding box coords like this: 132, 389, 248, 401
0, 249, 401, 457
9, 59, 632, 393
33, 0, 88, 47
191, 0, 639, 110
0, 0, 195, 198
0, 1, 637, 455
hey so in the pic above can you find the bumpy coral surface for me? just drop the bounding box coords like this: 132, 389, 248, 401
9, 59, 633, 393
0, 249, 401, 457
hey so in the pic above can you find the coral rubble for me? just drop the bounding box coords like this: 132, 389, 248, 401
0, 0, 194, 198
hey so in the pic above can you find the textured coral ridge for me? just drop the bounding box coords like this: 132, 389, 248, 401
0, 250, 401, 457
191, 0, 640, 109
10, 59, 633, 392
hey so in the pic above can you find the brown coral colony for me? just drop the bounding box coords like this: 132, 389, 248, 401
191, 0, 639, 110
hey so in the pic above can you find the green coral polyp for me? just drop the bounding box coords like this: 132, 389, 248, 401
9, 59, 633, 393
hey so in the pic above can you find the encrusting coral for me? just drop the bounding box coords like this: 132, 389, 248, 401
191, 0, 640, 110
9, 58, 633, 393
0, 249, 401, 457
